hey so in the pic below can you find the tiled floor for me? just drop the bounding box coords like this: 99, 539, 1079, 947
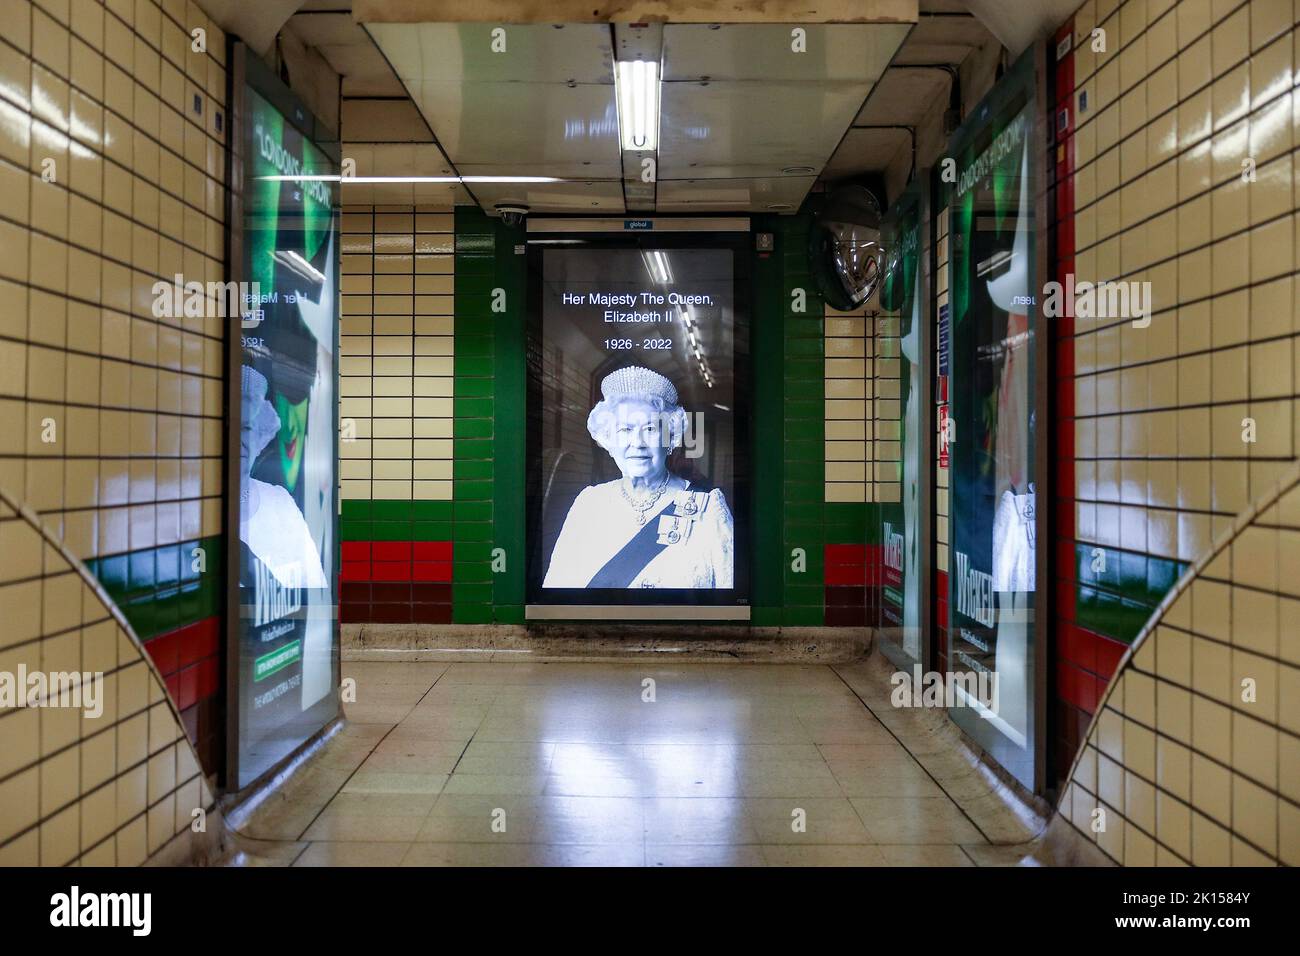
231, 660, 1040, 866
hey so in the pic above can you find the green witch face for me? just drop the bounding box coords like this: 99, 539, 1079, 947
273, 392, 309, 491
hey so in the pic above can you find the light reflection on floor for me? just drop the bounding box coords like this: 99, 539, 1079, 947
231, 660, 1037, 866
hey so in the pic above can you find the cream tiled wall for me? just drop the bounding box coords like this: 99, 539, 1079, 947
0, 0, 226, 865
824, 303, 870, 503
1068, 0, 1300, 566
824, 303, 900, 504
1058, 462, 1300, 865
0, 0, 226, 562
0, 488, 216, 865
874, 311, 902, 504
339, 205, 455, 503
1055, 0, 1300, 866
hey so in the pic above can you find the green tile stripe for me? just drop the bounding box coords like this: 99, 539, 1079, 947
339, 499, 453, 542
84, 535, 224, 641
492, 212, 526, 624
825, 502, 872, 545
751, 213, 786, 627
452, 208, 526, 623
779, 208, 826, 627
1074, 542, 1188, 644
453, 207, 495, 622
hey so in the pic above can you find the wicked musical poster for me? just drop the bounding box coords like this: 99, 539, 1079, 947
877, 185, 924, 669
943, 50, 1039, 788
234, 79, 340, 788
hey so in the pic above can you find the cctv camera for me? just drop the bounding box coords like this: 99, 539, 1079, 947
495, 203, 529, 228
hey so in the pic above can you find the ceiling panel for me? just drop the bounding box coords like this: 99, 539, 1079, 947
364, 19, 910, 215
662, 23, 907, 83
404, 81, 621, 167
962, 0, 1080, 57
821, 127, 910, 179
892, 13, 986, 60
339, 181, 467, 207
455, 162, 624, 180
367, 23, 616, 86
313, 41, 393, 79
284, 11, 410, 99
284, 11, 359, 46
659, 80, 871, 178
822, 4, 1001, 184
342, 72, 409, 98
655, 176, 816, 213
655, 22, 905, 212
468, 179, 626, 214
368, 23, 622, 178
341, 142, 468, 207
853, 69, 951, 125
341, 99, 433, 142
344, 142, 454, 176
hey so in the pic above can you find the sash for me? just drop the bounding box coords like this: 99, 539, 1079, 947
585, 517, 668, 588
585, 490, 707, 588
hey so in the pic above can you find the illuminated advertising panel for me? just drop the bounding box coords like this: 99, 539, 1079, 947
878, 185, 925, 669
229, 49, 340, 788
943, 49, 1040, 788
525, 238, 750, 618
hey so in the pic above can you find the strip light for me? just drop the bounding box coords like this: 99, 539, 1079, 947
272, 249, 327, 285
615, 59, 660, 151
256, 175, 564, 184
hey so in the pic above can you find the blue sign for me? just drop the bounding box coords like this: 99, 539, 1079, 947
937, 302, 950, 378
624, 220, 653, 231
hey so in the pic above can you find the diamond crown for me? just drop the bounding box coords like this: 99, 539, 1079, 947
600, 366, 678, 406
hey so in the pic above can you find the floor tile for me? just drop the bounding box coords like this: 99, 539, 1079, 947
292, 841, 413, 867
849, 796, 986, 844
760, 844, 890, 866
878, 844, 976, 866
647, 844, 766, 866
230, 660, 1038, 866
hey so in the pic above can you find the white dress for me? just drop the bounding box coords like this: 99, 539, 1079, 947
241, 479, 329, 589
543, 480, 734, 589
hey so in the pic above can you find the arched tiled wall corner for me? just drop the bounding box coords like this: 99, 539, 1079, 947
0, 486, 220, 866
1049, 0, 1300, 791
1052, 461, 1300, 866
0, 0, 229, 773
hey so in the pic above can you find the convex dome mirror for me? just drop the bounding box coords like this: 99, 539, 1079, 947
809, 184, 886, 312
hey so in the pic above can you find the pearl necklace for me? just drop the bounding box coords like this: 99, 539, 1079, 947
620, 474, 669, 525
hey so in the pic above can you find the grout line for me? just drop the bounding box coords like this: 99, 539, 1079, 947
289, 663, 453, 844
827, 661, 995, 844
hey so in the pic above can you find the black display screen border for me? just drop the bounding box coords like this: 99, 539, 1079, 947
523, 231, 753, 615
223, 42, 342, 793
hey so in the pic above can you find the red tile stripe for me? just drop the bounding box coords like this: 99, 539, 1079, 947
1054, 622, 1126, 715
145, 616, 220, 712
341, 540, 454, 582
824, 543, 869, 586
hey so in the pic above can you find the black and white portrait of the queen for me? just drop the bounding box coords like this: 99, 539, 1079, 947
543, 365, 735, 589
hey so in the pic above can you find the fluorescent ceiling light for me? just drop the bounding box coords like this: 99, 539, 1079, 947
615, 59, 660, 151
272, 249, 326, 285
642, 250, 672, 284
256, 175, 564, 184
652, 251, 671, 283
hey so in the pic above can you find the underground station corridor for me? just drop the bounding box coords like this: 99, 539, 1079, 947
232, 659, 1035, 867
0, 0, 1297, 932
